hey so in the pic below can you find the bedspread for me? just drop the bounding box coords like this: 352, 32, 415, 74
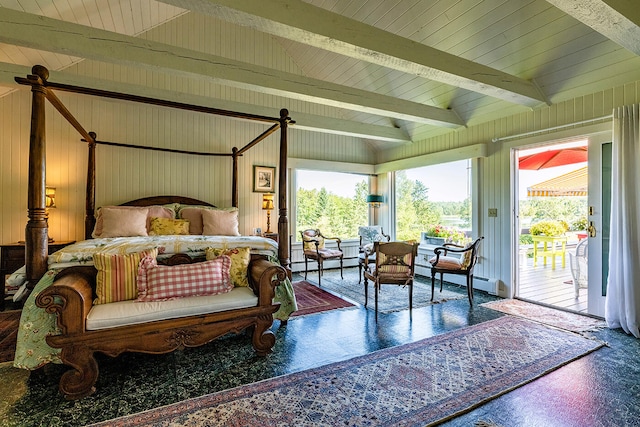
13, 236, 296, 370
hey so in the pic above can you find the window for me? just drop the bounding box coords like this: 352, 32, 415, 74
295, 170, 369, 240
395, 160, 472, 242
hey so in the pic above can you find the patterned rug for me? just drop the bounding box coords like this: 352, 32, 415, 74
89, 316, 604, 427
481, 299, 607, 333
290, 281, 355, 317
304, 269, 466, 313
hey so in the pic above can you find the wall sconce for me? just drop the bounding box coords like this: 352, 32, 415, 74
262, 193, 275, 233
366, 194, 384, 208
45, 186, 56, 208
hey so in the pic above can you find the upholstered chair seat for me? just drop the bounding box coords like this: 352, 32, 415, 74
428, 237, 483, 305
300, 229, 343, 286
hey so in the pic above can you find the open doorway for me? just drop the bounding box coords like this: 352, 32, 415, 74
515, 140, 589, 313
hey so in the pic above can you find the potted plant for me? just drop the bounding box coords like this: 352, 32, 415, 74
422, 224, 466, 245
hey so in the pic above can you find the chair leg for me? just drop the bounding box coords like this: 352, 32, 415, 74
409, 281, 413, 310
363, 276, 369, 307
439, 273, 444, 292
304, 257, 308, 280
317, 259, 322, 286
375, 281, 380, 319
358, 262, 362, 283
430, 273, 436, 301
467, 274, 474, 305
339, 257, 344, 280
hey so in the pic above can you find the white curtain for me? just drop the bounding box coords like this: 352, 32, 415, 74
606, 104, 640, 338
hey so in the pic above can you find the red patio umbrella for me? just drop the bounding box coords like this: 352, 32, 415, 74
519, 146, 587, 170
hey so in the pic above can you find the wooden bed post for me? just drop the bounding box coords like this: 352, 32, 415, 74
85, 132, 97, 239
278, 109, 291, 272
25, 65, 50, 286
232, 147, 239, 208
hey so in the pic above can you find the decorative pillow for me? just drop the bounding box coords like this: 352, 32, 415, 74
179, 207, 237, 235
302, 233, 324, 251
202, 208, 240, 236
136, 255, 232, 302
428, 255, 462, 270
205, 247, 251, 287
92, 205, 175, 238
178, 207, 207, 235
460, 243, 474, 269
358, 226, 385, 245
93, 248, 158, 305
149, 217, 190, 236
100, 207, 149, 238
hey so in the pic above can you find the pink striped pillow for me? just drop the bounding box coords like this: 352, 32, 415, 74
136, 255, 232, 302
93, 248, 158, 305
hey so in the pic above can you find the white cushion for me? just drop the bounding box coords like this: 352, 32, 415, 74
86, 287, 257, 330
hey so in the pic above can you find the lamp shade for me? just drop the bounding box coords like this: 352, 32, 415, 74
45, 187, 56, 208
262, 193, 275, 210
366, 194, 384, 206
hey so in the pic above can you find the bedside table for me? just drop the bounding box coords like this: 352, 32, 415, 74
262, 232, 279, 243
1, 240, 75, 309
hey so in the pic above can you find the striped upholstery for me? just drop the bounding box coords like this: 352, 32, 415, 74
93, 248, 158, 305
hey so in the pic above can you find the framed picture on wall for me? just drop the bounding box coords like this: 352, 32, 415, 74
253, 165, 276, 192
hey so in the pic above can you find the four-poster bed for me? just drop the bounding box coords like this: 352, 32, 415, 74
11, 65, 297, 399
15, 64, 293, 279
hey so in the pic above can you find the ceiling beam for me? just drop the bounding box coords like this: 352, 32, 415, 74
158, 0, 548, 107
0, 62, 411, 143
545, 0, 640, 55
0, 8, 462, 128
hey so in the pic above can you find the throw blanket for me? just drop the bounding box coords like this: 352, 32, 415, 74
13, 236, 297, 370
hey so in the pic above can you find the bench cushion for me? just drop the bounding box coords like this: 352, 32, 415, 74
86, 287, 258, 330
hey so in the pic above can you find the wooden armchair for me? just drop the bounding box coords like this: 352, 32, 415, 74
363, 241, 419, 317
427, 236, 484, 305
300, 229, 344, 286
357, 226, 390, 283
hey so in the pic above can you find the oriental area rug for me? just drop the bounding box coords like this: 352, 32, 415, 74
481, 299, 607, 333
290, 281, 355, 317
303, 269, 466, 313
89, 316, 604, 427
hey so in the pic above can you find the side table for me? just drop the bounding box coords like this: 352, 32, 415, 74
1, 240, 75, 309
262, 232, 279, 243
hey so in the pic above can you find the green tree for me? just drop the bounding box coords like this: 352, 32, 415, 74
296, 178, 368, 240
395, 171, 440, 241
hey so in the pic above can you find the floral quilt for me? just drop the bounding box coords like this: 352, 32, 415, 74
13, 236, 297, 370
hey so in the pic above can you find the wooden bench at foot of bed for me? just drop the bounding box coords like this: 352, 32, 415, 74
36, 254, 285, 400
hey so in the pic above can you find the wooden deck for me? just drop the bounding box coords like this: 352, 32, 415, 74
517, 247, 588, 313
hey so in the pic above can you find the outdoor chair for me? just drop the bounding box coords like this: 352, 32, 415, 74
569, 238, 588, 298
363, 241, 419, 318
300, 229, 344, 286
357, 226, 390, 283
427, 237, 484, 305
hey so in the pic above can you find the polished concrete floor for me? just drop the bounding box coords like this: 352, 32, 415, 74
1, 269, 639, 426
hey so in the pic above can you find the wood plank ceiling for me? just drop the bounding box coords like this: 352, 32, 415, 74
0, 0, 639, 149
